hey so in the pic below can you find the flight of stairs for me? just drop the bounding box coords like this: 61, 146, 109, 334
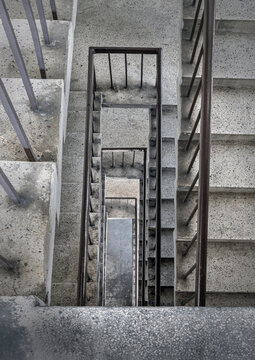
176, 0, 255, 306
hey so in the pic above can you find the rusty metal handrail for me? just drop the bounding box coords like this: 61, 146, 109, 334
78, 47, 162, 306
183, 0, 215, 306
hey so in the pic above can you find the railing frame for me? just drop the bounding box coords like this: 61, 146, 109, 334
78, 47, 162, 306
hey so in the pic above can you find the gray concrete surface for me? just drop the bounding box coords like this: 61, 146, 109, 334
71, 0, 182, 105
1, 296, 255, 360
0, 162, 57, 304
105, 218, 133, 306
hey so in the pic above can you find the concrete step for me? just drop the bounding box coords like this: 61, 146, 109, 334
68, 91, 87, 111
149, 199, 175, 229
177, 240, 255, 293
0, 161, 57, 304
6, 0, 77, 23
183, 0, 255, 21
176, 291, 255, 307
149, 138, 176, 169
177, 191, 255, 241
148, 258, 174, 287
150, 168, 176, 199
0, 18, 74, 125
1, 296, 255, 359
148, 229, 175, 258
92, 111, 101, 133
182, 30, 255, 81
181, 86, 255, 139
178, 140, 255, 190
151, 106, 178, 138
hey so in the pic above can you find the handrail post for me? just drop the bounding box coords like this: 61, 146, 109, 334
77, 47, 95, 306
155, 49, 162, 306
195, 0, 215, 307
0, 167, 21, 204
142, 149, 147, 306
22, 0, 47, 79
49, 0, 58, 20
36, 0, 50, 45
0, 0, 38, 111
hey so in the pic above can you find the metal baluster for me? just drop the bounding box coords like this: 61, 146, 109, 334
189, 0, 202, 41
49, 0, 58, 20
35, 0, 50, 45
183, 263, 196, 280
22, 0, 47, 79
186, 110, 201, 151
190, 12, 204, 64
0, 79, 36, 161
108, 53, 113, 89
122, 152, 125, 167
140, 54, 144, 88
0, 167, 21, 204
183, 171, 199, 203
187, 143, 200, 174
0, 0, 38, 110
111, 152, 115, 168
125, 54, 128, 88
182, 233, 198, 257
187, 46, 203, 97
132, 151, 136, 167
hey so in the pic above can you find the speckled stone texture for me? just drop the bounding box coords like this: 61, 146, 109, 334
71, 0, 182, 105
101, 108, 149, 148
105, 219, 133, 306
6, 0, 77, 23
1, 296, 255, 360
0, 162, 57, 304
183, 0, 255, 20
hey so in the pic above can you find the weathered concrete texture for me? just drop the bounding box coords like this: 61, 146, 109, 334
0, 19, 69, 81
181, 86, 255, 138
71, 0, 182, 105
183, 31, 255, 79
101, 108, 149, 148
1, 296, 255, 360
6, 0, 77, 23
0, 78, 64, 214
177, 191, 255, 241
178, 140, 255, 189
106, 177, 140, 199
176, 292, 255, 307
0, 78, 64, 162
105, 219, 133, 306
183, 0, 255, 20
0, 162, 57, 304
177, 241, 255, 293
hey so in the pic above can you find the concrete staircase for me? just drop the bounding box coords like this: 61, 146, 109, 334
147, 107, 178, 306
0, 0, 77, 304
176, 0, 255, 306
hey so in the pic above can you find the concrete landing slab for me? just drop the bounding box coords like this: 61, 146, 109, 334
0, 161, 57, 304
71, 0, 182, 105
1, 296, 255, 360
105, 218, 133, 306
101, 108, 149, 148
0, 78, 65, 214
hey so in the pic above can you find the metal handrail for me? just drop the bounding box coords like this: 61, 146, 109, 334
183, 0, 215, 306
78, 47, 162, 306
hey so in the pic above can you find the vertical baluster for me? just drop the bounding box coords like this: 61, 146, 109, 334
49, 0, 58, 20
0, 167, 21, 204
140, 54, 144, 88
35, 0, 50, 45
22, 0, 47, 79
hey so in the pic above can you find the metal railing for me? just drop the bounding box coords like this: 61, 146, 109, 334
182, 0, 215, 306
0, 0, 59, 159
77, 47, 162, 306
